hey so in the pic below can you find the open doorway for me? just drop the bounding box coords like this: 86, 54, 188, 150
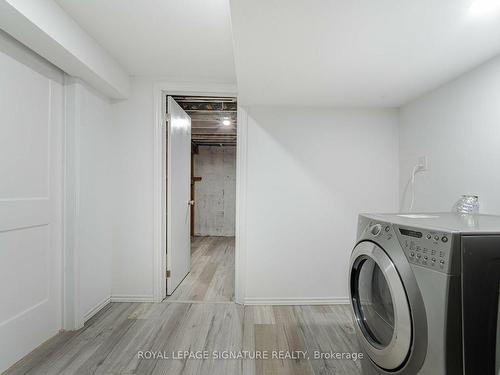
166, 95, 237, 302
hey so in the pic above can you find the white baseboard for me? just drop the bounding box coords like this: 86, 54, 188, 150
85, 295, 347, 309
83, 296, 111, 323
81, 295, 155, 324
80, 295, 347, 324
243, 297, 350, 305
110, 294, 155, 303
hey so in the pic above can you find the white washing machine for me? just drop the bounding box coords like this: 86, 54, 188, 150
349, 213, 500, 374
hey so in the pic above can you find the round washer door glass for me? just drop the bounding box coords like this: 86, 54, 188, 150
350, 241, 412, 370
357, 257, 394, 346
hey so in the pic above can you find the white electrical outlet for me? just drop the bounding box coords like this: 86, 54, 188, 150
417, 156, 427, 171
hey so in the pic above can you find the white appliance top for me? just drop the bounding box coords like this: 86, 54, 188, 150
362, 212, 500, 234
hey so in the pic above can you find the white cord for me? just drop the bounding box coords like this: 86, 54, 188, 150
409, 165, 419, 212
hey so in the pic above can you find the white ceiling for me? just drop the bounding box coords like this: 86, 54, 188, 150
55, 0, 236, 83
230, 0, 500, 107
56, 0, 500, 107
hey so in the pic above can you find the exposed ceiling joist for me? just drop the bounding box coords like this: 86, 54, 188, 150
172, 95, 237, 146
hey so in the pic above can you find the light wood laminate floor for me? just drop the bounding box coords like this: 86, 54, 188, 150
168, 236, 235, 302
4, 237, 363, 375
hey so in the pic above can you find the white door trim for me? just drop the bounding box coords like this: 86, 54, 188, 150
63, 77, 83, 330
152, 81, 243, 303
235, 106, 248, 304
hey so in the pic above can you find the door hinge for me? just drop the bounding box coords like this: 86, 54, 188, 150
166, 269, 171, 278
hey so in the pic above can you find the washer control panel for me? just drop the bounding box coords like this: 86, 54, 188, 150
394, 225, 453, 273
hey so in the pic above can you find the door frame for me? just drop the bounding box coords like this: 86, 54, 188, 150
152, 81, 244, 303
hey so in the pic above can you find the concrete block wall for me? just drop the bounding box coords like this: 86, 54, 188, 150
194, 146, 236, 236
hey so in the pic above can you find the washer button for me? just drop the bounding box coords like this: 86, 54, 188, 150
426, 234, 432, 240
410, 252, 415, 257
385, 225, 390, 232
440, 260, 445, 265
442, 236, 448, 243
434, 235, 440, 241
370, 224, 382, 236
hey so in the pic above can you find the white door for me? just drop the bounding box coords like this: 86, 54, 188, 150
166, 97, 192, 295
0, 50, 63, 372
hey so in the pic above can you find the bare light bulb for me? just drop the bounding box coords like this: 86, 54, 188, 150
222, 119, 231, 126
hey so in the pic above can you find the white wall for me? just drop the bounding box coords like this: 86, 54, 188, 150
109, 79, 238, 301
399, 54, 500, 214
194, 146, 236, 236
110, 78, 155, 300
242, 107, 399, 303
107, 81, 400, 305
0, 30, 64, 372
74, 81, 114, 322
64, 79, 115, 328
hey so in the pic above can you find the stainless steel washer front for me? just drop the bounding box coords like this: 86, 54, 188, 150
349, 241, 412, 371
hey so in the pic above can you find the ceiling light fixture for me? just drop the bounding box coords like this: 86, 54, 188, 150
469, 0, 500, 16
222, 119, 231, 126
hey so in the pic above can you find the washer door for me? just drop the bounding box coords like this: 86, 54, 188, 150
350, 241, 412, 371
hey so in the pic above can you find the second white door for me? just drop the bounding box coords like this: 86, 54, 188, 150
166, 96, 192, 295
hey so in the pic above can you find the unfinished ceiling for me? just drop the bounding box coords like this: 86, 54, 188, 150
172, 96, 237, 147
